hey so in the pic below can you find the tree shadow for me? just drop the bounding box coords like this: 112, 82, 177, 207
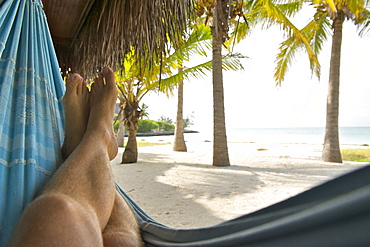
111, 148, 366, 229
111, 150, 262, 229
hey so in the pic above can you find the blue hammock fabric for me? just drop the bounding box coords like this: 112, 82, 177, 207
1, 0, 370, 246
0, 0, 65, 244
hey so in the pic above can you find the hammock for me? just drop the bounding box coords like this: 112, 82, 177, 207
0, 0, 65, 244
119, 165, 370, 246
1, 1, 370, 246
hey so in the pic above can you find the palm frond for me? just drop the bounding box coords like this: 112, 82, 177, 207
355, 6, 370, 36
158, 53, 246, 95
325, 0, 338, 14
226, 21, 251, 48
308, 12, 331, 55
359, 17, 370, 36
274, 35, 303, 84
253, 0, 320, 77
276, 1, 302, 17
169, 24, 212, 63
274, 8, 331, 85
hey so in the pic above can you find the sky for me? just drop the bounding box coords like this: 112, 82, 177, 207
142, 17, 370, 132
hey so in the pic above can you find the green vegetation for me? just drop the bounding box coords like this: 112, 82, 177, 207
137, 120, 159, 133
114, 120, 120, 133
341, 148, 370, 162
114, 119, 175, 133
123, 141, 172, 148
156, 121, 175, 132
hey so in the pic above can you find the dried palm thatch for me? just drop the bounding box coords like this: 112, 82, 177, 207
54, 0, 195, 78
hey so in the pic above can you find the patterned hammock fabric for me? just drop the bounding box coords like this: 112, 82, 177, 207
0, 0, 65, 244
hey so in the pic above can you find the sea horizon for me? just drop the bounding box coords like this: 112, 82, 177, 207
186, 126, 370, 146
137, 126, 370, 146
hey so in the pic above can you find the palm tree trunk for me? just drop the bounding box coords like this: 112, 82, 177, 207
121, 103, 139, 163
121, 127, 138, 163
173, 68, 187, 152
211, 1, 230, 166
322, 12, 344, 163
116, 105, 125, 147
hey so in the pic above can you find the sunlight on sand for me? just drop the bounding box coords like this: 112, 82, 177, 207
111, 141, 368, 229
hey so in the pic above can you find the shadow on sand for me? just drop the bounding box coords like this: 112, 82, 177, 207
111, 151, 262, 229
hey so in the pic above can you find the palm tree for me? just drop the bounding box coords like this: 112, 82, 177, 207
196, 0, 231, 166
173, 67, 188, 152
116, 52, 147, 163
117, 27, 245, 163
116, 102, 126, 147
171, 24, 212, 152
275, 0, 370, 163
158, 24, 245, 153
211, 0, 231, 166
196, 0, 309, 166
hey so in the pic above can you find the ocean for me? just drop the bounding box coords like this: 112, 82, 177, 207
180, 126, 370, 146
140, 127, 370, 146
226, 127, 370, 145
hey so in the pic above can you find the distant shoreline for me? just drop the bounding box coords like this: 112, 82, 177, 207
124, 130, 199, 137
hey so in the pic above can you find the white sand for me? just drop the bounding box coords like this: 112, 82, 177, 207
111, 139, 368, 229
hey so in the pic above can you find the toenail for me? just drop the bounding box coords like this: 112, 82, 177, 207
103, 67, 109, 75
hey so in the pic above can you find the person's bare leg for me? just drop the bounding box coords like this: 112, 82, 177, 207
61, 73, 89, 161
8, 67, 118, 247
103, 191, 144, 247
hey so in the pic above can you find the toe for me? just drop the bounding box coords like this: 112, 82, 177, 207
66, 73, 84, 95
67, 73, 83, 86
78, 81, 89, 98
92, 75, 102, 91
102, 67, 116, 87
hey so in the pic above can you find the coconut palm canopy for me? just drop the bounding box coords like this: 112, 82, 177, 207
42, 0, 195, 77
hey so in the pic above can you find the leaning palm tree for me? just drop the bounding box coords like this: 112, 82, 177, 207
275, 0, 370, 163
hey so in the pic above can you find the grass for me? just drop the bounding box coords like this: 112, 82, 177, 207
341, 148, 370, 162
123, 141, 172, 148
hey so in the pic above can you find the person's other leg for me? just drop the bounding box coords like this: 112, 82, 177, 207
8, 67, 118, 247
103, 191, 144, 247
61, 73, 90, 161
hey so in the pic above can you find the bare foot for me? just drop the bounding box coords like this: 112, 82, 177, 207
103, 192, 144, 247
87, 66, 118, 160
61, 73, 89, 161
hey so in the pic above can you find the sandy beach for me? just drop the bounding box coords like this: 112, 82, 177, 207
111, 138, 369, 229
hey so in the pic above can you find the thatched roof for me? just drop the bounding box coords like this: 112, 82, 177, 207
42, 0, 195, 77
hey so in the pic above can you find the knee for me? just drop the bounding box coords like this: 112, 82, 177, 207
9, 194, 99, 246
31, 193, 80, 217
25, 194, 102, 243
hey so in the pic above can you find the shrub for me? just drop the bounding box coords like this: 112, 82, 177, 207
156, 121, 175, 131
138, 119, 159, 133
117, 119, 175, 133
